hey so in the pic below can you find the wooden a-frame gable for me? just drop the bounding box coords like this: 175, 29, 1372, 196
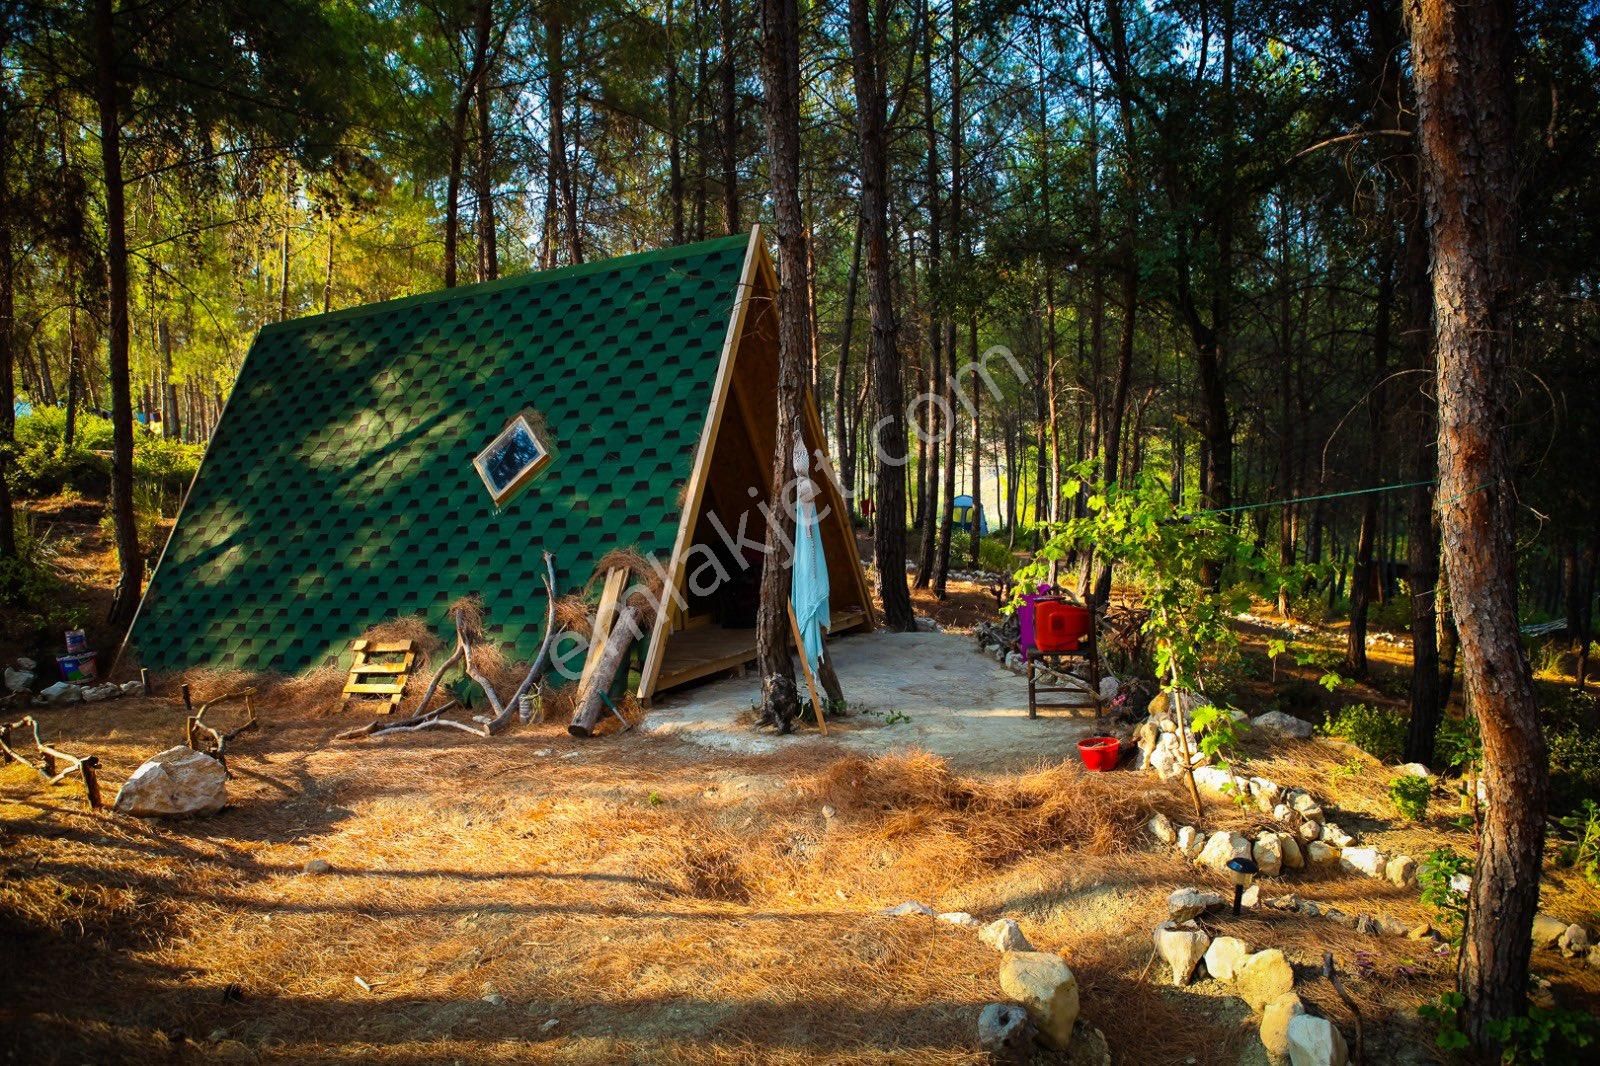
637, 228, 874, 701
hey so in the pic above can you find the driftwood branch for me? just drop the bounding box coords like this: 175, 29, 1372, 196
1322, 951, 1364, 1064
185, 690, 258, 771
510, 552, 560, 718
335, 700, 465, 741
459, 619, 510, 733
0, 716, 103, 810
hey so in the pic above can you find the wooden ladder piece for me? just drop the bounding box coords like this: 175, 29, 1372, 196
341, 639, 418, 714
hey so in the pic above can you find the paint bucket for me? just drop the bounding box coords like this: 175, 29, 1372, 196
1077, 736, 1121, 772
64, 629, 87, 654
57, 650, 98, 683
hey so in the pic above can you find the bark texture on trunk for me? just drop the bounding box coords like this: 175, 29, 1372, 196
719, 0, 739, 233
1408, 0, 1544, 1048
754, 0, 805, 727
474, 0, 497, 282
850, 0, 914, 630
95, 0, 142, 633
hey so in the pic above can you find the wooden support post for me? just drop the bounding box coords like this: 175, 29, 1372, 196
181, 683, 192, 716
140, 667, 151, 696
787, 602, 829, 735
81, 757, 102, 810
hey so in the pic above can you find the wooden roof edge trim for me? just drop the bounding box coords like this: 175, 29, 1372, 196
637, 227, 765, 700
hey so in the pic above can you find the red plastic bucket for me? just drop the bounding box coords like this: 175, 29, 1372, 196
1077, 736, 1121, 772
1035, 600, 1091, 653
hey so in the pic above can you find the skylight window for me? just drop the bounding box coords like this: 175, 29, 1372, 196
474, 412, 553, 506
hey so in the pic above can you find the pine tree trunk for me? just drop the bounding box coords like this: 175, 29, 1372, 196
719, 0, 739, 233
474, 0, 497, 282
931, 0, 962, 599
850, 0, 913, 630
159, 318, 180, 443
754, 0, 805, 727
96, 0, 143, 633
1408, 0, 1544, 1049
0, 127, 14, 574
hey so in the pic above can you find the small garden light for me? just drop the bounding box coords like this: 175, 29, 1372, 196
1226, 856, 1259, 916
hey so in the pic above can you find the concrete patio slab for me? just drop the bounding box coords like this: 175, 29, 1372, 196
643, 631, 1102, 771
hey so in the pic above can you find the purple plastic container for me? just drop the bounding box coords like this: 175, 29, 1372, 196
1019, 583, 1055, 655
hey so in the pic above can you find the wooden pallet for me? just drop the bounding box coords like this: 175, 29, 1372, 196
341, 639, 418, 714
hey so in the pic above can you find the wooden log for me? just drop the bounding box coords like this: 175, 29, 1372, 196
816, 645, 845, 709
786, 603, 828, 735
569, 603, 641, 738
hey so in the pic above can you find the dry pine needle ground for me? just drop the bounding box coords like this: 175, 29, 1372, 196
1, 677, 1591, 1064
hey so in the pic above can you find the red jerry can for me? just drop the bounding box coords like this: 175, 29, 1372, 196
1033, 600, 1092, 654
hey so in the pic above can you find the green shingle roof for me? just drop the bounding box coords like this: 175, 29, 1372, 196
129, 233, 751, 676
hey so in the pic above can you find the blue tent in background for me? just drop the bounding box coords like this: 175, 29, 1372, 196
13, 400, 31, 420
951, 494, 989, 535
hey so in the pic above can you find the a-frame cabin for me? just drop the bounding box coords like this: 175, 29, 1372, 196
124, 229, 873, 701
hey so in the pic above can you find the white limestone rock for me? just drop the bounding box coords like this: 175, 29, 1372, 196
1287, 1015, 1349, 1066
1198, 830, 1253, 873
1253, 711, 1314, 739
1338, 846, 1386, 878
1192, 765, 1237, 798
1278, 832, 1304, 870
1147, 812, 1176, 845
1154, 921, 1211, 987
1168, 887, 1225, 922
1305, 841, 1338, 866
1385, 855, 1417, 887
979, 918, 1032, 953
1203, 935, 1252, 982
1175, 825, 1204, 860
977, 1002, 1034, 1064
1320, 823, 1355, 849
1559, 923, 1590, 958
1236, 949, 1296, 1013
998, 951, 1079, 1050
113, 746, 228, 817
1531, 912, 1567, 948
1261, 993, 1306, 1066
1254, 832, 1284, 877
881, 901, 934, 917
39, 681, 83, 704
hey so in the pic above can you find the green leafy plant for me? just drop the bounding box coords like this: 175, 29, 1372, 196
949, 531, 1017, 573
1319, 702, 1407, 762
1329, 758, 1364, 782
1548, 723, 1600, 813
1014, 466, 1298, 818
1487, 1005, 1600, 1063
1191, 704, 1251, 805
1418, 847, 1472, 945
883, 709, 911, 726
1418, 991, 1470, 1053
1555, 799, 1600, 886
1389, 773, 1431, 822
1435, 713, 1482, 774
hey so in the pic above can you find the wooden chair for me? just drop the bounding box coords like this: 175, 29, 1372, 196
1024, 594, 1104, 722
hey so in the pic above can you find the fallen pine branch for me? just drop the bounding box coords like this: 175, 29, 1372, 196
509, 551, 560, 720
